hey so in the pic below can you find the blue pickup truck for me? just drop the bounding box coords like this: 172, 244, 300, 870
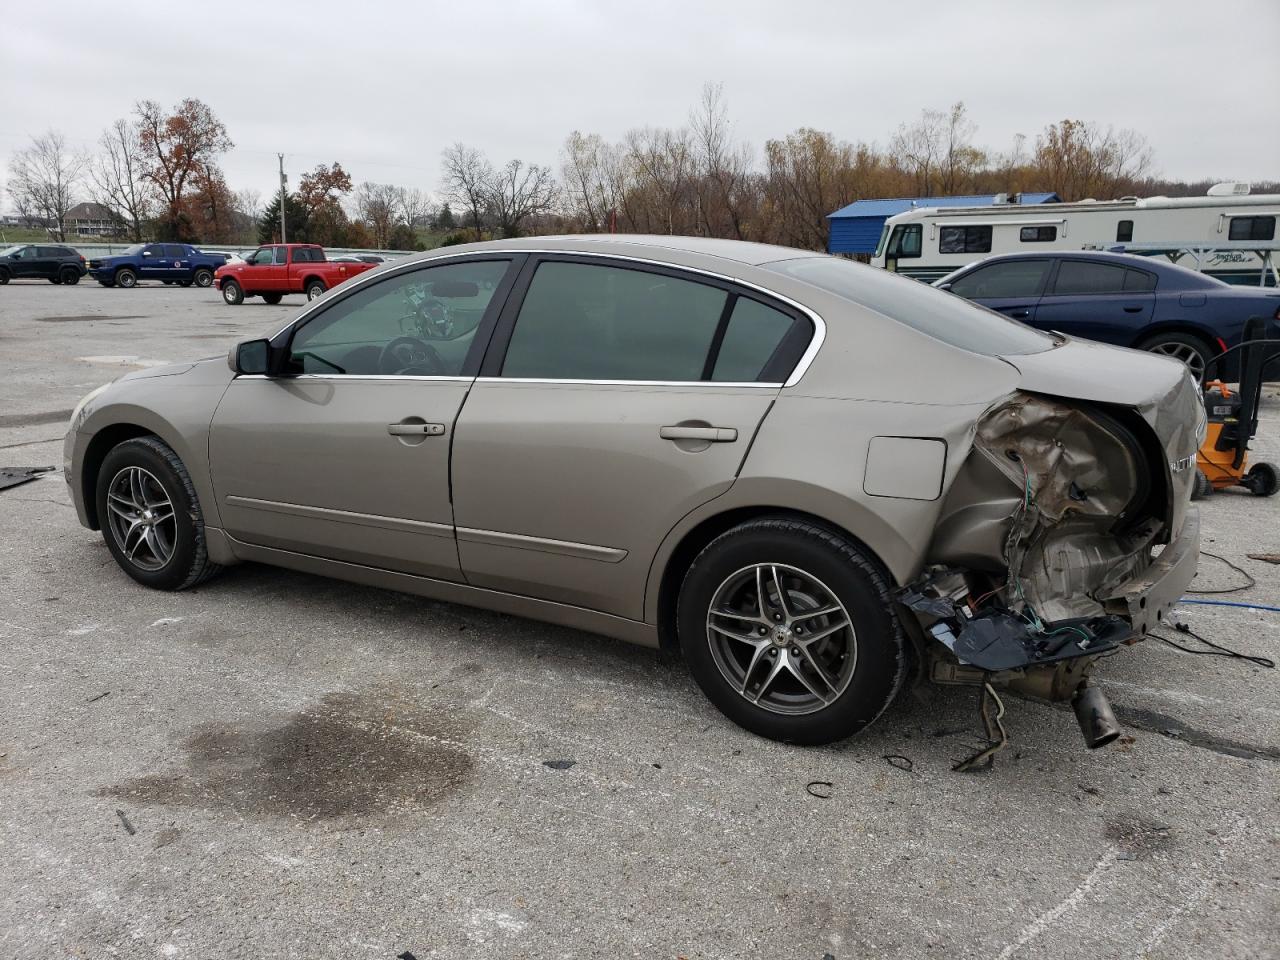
88, 243, 230, 289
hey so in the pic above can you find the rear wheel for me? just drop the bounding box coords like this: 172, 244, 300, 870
1138, 332, 1213, 382
62, 268, 81, 285
49, 276, 62, 284
116, 268, 138, 289
262, 293, 283, 305
677, 518, 905, 745
95, 437, 222, 591
221, 279, 244, 305
305, 279, 326, 301
1246, 462, 1279, 497
193, 268, 213, 288
0, 268, 9, 285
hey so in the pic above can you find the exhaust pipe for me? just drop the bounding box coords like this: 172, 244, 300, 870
1072, 682, 1122, 749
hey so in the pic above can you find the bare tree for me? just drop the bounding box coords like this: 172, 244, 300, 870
7, 131, 86, 240
440, 143, 494, 237
396, 187, 433, 229
1033, 120, 1153, 200
890, 107, 945, 197
689, 81, 753, 239
135, 98, 233, 240
487, 160, 557, 238
353, 182, 402, 248
937, 102, 986, 194
89, 118, 153, 240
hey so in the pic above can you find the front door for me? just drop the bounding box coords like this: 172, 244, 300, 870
944, 257, 1050, 323
209, 256, 518, 579
452, 257, 812, 620
138, 243, 171, 281
1034, 259, 1157, 346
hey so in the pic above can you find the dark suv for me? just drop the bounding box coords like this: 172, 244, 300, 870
0, 244, 87, 285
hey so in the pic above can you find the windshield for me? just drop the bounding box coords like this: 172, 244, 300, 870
121, 244, 145, 255
0, 245, 23, 257
763, 257, 1055, 357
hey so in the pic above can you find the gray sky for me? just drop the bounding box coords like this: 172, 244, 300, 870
2, 0, 1277, 205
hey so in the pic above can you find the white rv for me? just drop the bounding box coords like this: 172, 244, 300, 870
871, 184, 1279, 285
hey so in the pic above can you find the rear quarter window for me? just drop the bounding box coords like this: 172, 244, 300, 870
766, 257, 1053, 356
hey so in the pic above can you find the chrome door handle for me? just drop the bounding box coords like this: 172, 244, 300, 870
1008, 309, 1030, 318
387, 422, 445, 437
660, 425, 737, 442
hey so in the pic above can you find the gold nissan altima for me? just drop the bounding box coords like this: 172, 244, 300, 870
65, 236, 1203, 749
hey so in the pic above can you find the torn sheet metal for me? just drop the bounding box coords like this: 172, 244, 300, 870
0, 466, 55, 491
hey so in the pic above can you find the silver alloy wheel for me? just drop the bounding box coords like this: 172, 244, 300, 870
223, 283, 238, 303
706, 563, 857, 716
117, 270, 136, 288
195, 270, 212, 287
1146, 341, 1206, 381
307, 283, 323, 300
105, 466, 177, 572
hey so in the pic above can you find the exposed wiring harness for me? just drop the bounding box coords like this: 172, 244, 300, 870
1186, 551, 1257, 595
1151, 621, 1275, 669
1179, 598, 1280, 614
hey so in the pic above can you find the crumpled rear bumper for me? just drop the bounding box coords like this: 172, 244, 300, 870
1104, 505, 1200, 637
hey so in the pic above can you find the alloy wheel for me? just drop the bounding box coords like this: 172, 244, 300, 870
1147, 341, 1206, 381
706, 563, 857, 716
105, 466, 177, 572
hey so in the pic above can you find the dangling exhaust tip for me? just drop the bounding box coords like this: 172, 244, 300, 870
1072, 681, 1122, 749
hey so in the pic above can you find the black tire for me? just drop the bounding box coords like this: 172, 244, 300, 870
1246, 462, 1279, 497
161, 280, 173, 285
221, 279, 244, 305
1191, 469, 1213, 500
50, 276, 62, 284
178, 278, 193, 288
677, 518, 906, 745
193, 268, 214, 288
116, 267, 138, 289
99, 280, 115, 288
62, 269, 81, 285
262, 293, 283, 305
0, 268, 9, 285
95, 436, 222, 591
305, 279, 326, 301
1137, 332, 1213, 382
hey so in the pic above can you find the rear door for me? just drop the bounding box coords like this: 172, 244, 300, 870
450, 255, 814, 619
163, 244, 189, 280
34, 246, 62, 279
944, 258, 1049, 322
1034, 259, 1157, 346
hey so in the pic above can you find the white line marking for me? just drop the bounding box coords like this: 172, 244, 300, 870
996, 847, 1120, 959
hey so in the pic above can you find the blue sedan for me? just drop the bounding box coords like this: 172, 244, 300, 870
936, 251, 1280, 379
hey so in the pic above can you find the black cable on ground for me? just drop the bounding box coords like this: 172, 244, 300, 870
1186, 551, 1257, 595
1152, 621, 1275, 669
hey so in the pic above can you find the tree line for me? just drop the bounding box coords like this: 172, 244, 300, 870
7, 87, 1272, 252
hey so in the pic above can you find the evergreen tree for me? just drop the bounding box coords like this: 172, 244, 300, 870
435, 202, 456, 230
257, 192, 311, 244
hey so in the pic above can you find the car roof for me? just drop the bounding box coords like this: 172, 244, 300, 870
404, 234, 819, 268
953, 250, 1225, 288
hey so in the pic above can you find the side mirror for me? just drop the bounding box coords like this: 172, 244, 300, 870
229, 338, 271, 376
142, 250, 153, 257
936, 282, 953, 292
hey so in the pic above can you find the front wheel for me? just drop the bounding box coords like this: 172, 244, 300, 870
262, 293, 283, 305
116, 268, 138, 289
221, 280, 244, 305
0, 269, 9, 285
677, 518, 906, 745
49, 276, 62, 284
95, 437, 222, 590
193, 268, 213, 288
305, 279, 326, 301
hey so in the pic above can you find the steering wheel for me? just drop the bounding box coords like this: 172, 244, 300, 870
379, 336, 446, 375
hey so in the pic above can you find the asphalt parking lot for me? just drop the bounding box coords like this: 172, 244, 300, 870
1, 277, 1278, 960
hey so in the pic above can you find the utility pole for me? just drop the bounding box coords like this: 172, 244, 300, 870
277, 153, 288, 243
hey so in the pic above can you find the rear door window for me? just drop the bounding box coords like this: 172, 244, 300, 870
1049, 260, 1128, 295
163, 245, 186, 258
1122, 268, 1157, 292
948, 260, 1049, 299
501, 261, 727, 381
273, 246, 289, 265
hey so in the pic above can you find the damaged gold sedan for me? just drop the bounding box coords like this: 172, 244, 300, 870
64, 237, 1204, 751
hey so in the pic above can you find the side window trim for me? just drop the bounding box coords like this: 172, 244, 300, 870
271, 254, 525, 379
477, 252, 814, 384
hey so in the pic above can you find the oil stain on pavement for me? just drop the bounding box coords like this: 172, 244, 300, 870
95, 691, 474, 822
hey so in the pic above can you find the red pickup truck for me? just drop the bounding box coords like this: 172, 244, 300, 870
214, 243, 378, 305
